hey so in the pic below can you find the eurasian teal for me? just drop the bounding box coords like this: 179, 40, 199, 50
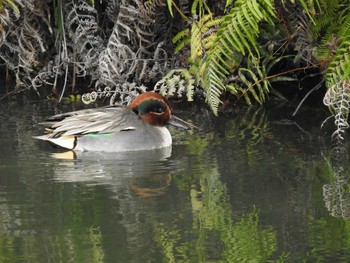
36, 92, 191, 152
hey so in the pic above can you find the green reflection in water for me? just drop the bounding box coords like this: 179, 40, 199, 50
305, 138, 350, 261
89, 226, 105, 262
0, 183, 111, 262
0, 236, 28, 262
306, 217, 350, 261
153, 140, 287, 262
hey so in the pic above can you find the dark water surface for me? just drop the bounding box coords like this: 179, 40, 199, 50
0, 99, 350, 262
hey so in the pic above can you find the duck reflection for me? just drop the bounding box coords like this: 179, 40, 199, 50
49, 147, 173, 197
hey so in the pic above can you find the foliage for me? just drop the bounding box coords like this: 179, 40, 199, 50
203, 0, 276, 113
0, 0, 51, 95
0, 0, 350, 133
95, 0, 175, 104
323, 80, 350, 143
0, 0, 176, 104
156, 9, 222, 102
159, 0, 350, 117
158, 0, 279, 114
154, 68, 196, 101
312, 0, 350, 146
312, 0, 350, 88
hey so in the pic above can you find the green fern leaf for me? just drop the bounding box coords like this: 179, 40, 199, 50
172, 29, 190, 44
226, 25, 246, 54
154, 68, 197, 101
202, 0, 276, 114
167, 0, 174, 17
191, 0, 211, 17
225, 0, 234, 11
205, 68, 226, 114
325, 36, 350, 88
173, 29, 191, 54
239, 68, 262, 104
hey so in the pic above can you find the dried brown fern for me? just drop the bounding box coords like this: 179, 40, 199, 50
31, 0, 104, 101
0, 0, 50, 94
93, 0, 177, 104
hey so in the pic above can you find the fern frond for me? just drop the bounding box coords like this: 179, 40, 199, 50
235, 56, 274, 105
98, 0, 176, 93
325, 36, 350, 88
202, 0, 276, 114
314, 0, 350, 64
191, 0, 211, 17
298, 0, 320, 24
323, 80, 350, 142
105, 0, 119, 22
166, 0, 174, 16
65, 1, 103, 78
154, 68, 197, 101
172, 29, 190, 54
172, 14, 221, 61
190, 14, 222, 61
0, 0, 53, 92
204, 66, 226, 111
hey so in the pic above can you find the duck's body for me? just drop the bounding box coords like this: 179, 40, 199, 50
36, 92, 188, 152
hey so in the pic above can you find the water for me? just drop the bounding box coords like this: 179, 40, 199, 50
0, 98, 350, 262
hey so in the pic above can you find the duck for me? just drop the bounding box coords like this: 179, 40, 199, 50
35, 92, 192, 152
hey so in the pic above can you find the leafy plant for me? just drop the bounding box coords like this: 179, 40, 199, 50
155, 11, 222, 101
307, 0, 350, 146
159, 0, 279, 114
1, 0, 350, 130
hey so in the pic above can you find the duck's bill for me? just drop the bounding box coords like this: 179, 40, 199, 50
168, 115, 198, 130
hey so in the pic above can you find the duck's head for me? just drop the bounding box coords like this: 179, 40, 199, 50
129, 92, 191, 129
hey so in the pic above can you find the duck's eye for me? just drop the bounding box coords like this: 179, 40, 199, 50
148, 103, 166, 113
136, 100, 167, 115
153, 106, 164, 113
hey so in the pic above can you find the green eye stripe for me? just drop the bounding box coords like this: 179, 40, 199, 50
86, 133, 112, 137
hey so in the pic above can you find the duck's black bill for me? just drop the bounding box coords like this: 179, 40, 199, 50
168, 115, 198, 130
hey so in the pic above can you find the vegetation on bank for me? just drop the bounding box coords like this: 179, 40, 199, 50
0, 0, 349, 130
